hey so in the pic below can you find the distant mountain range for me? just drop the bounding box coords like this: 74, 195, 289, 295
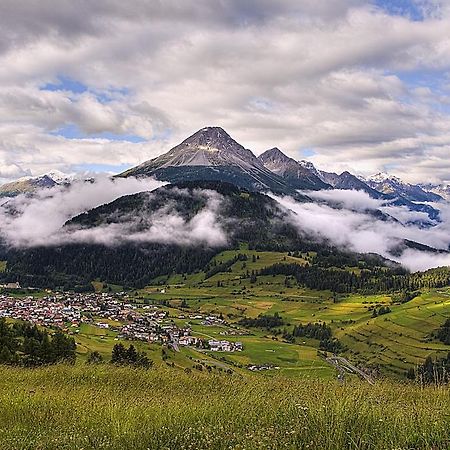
418, 183, 450, 201
0, 126, 447, 221
2, 126, 450, 289
0, 175, 57, 198
0, 170, 74, 198
365, 173, 442, 203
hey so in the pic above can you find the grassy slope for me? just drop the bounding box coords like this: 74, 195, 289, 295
5, 249, 446, 378
0, 364, 449, 450
339, 289, 450, 376
137, 248, 450, 377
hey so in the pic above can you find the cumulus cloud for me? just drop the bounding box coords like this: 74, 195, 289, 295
0, 180, 227, 248
306, 189, 384, 211
1, 1, 450, 182
272, 189, 450, 272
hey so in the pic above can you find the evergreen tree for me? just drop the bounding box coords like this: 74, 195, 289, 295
111, 343, 127, 364
87, 351, 104, 364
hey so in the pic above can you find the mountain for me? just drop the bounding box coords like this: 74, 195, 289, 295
307, 168, 440, 222
45, 170, 76, 185
0, 175, 57, 198
320, 170, 383, 198
2, 181, 327, 289
120, 127, 305, 197
420, 183, 450, 201
366, 173, 443, 203
258, 148, 330, 190
0, 170, 78, 199
1, 179, 445, 291
298, 160, 323, 179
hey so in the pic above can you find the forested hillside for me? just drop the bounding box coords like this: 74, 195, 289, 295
1, 180, 450, 294
0, 181, 358, 289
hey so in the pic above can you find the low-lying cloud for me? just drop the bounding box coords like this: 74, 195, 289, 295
273, 189, 450, 272
2, 182, 450, 272
63, 188, 228, 248
0, 178, 228, 249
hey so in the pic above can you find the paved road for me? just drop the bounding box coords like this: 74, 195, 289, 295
327, 356, 375, 385
168, 333, 180, 352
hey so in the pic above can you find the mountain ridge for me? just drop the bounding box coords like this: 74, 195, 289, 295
258, 147, 330, 190
366, 172, 443, 203
119, 127, 306, 198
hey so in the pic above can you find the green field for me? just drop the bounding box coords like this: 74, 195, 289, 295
2, 250, 450, 448
3, 248, 450, 379
132, 249, 450, 377
0, 364, 449, 450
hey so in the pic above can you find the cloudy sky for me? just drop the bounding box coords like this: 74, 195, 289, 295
1, 0, 450, 184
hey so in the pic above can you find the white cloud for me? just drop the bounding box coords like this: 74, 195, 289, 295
0, 2, 450, 182
0, 176, 165, 247
0, 181, 228, 248
306, 189, 384, 211
65, 191, 228, 248
1, 181, 450, 271
273, 189, 450, 271
0, 124, 168, 181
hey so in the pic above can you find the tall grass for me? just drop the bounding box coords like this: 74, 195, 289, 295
0, 364, 449, 449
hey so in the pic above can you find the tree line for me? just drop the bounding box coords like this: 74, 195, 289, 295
238, 313, 284, 329
0, 319, 76, 366
436, 319, 450, 345
407, 353, 450, 384
259, 263, 450, 294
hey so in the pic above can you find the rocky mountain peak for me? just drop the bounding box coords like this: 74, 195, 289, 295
181, 127, 236, 149
259, 147, 291, 162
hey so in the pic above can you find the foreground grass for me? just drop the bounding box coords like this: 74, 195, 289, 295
1, 365, 450, 449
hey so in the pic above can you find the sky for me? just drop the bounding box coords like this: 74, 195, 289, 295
1, 0, 450, 184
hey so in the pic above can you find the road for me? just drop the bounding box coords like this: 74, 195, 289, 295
168, 333, 180, 352
326, 356, 375, 385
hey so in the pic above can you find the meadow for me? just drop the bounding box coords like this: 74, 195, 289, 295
2, 249, 450, 449
0, 363, 449, 450
3, 247, 449, 379
133, 248, 450, 378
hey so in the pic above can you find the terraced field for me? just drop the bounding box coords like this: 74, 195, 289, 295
139, 248, 450, 377
339, 290, 450, 376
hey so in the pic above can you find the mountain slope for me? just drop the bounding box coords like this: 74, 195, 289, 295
0, 170, 77, 198
0, 175, 57, 198
321, 170, 383, 197
120, 127, 305, 197
2, 180, 446, 291
420, 183, 450, 201
367, 173, 443, 203
258, 148, 330, 190
3, 181, 320, 289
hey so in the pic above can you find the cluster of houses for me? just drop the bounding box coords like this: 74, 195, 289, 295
0, 292, 245, 353
0, 292, 151, 332
247, 364, 279, 372
201, 315, 226, 326
118, 313, 191, 346
0, 295, 82, 327
208, 339, 243, 352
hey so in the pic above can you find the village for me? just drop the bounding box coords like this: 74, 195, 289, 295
0, 292, 243, 353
